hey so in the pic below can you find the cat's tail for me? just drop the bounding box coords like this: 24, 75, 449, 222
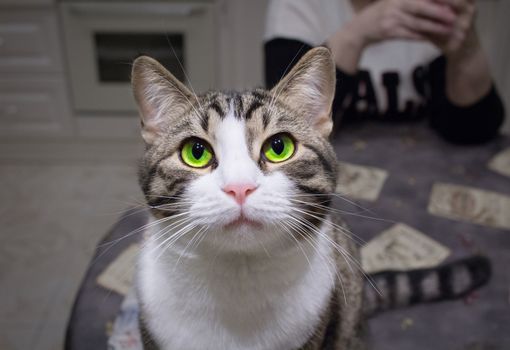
363, 255, 491, 318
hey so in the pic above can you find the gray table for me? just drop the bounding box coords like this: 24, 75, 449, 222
65, 122, 510, 350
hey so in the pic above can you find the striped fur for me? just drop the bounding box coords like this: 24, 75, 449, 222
364, 255, 491, 317
136, 86, 338, 221
131, 48, 490, 350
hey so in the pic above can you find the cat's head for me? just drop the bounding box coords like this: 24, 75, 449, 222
132, 47, 337, 254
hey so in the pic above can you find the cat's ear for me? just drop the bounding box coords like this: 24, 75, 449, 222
270, 47, 336, 137
131, 56, 196, 144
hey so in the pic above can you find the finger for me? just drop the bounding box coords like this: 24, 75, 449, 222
431, 0, 472, 12
402, 0, 457, 24
391, 27, 426, 41
456, 15, 473, 33
422, 29, 464, 54
399, 11, 454, 36
431, 0, 461, 7
422, 31, 448, 46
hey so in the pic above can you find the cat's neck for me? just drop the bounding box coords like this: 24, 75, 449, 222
143, 216, 335, 288
138, 216, 337, 349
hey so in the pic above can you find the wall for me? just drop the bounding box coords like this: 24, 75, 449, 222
217, 0, 268, 90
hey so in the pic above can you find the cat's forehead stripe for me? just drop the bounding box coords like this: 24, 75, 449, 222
301, 144, 334, 175
201, 100, 226, 133
244, 100, 263, 120
262, 111, 270, 130
234, 95, 244, 117
200, 90, 270, 124
208, 100, 225, 119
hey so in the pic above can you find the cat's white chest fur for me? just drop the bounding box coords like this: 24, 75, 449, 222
138, 220, 336, 350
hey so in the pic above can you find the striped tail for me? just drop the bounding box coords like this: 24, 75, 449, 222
363, 255, 491, 317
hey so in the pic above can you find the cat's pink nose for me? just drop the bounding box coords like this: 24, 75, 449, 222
223, 183, 257, 205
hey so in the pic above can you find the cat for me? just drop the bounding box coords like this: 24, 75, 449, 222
130, 47, 490, 350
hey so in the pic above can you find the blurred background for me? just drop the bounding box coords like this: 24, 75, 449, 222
0, 0, 509, 349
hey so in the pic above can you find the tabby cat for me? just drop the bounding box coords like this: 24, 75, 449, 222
131, 47, 490, 350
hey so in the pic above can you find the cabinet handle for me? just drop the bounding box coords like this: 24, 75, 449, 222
65, 2, 206, 17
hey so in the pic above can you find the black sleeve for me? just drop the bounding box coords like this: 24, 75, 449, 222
428, 56, 505, 144
265, 38, 358, 124
265, 38, 311, 89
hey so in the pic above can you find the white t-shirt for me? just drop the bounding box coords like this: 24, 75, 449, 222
265, 0, 441, 114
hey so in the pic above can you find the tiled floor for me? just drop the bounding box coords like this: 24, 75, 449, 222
0, 160, 142, 350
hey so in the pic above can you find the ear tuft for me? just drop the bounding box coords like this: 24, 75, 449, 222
131, 56, 195, 144
270, 47, 336, 137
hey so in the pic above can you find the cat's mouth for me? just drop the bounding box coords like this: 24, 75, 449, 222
224, 214, 263, 230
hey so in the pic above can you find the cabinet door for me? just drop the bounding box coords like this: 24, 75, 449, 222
0, 9, 63, 73
0, 76, 71, 136
60, 2, 216, 113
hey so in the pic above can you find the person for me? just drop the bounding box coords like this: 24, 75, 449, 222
264, 0, 505, 144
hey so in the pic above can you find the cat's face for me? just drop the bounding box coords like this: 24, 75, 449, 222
132, 48, 337, 253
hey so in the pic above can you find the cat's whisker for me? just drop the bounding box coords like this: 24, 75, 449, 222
288, 213, 381, 297
145, 200, 187, 205
277, 221, 313, 271
166, 36, 204, 112
281, 219, 342, 300
290, 193, 376, 214
145, 198, 193, 205
289, 198, 395, 228
154, 228, 193, 264
259, 237, 272, 259
150, 210, 194, 224
145, 196, 194, 205
91, 216, 189, 282
150, 216, 195, 248
150, 201, 192, 209
156, 226, 196, 259
125, 194, 153, 207
268, 60, 306, 116
93, 205, 148, 222
164, 79, 204, 124
188, 225, 209, 252
292, 209, 364, 246
289, 198, 383, 221
287, 211, 370, 280
173, 225, 207, 269
96, 198, 149, 217
280, 219, 338, 286
285, 216, 349, 288
149, 203, 193, 212
190, 224, 210, 252
150, 215, 195, 246
141, 195, 194, 213
131, 218, 197, 267
272, 229, 288, 250
152, 221, 198, 262
322, 207, 395, 225
129, 47, 397, 348
287, 213, 356, 274
267, 44, 306, 117
145, 194, 188, 200
94, 215, 175, 260
289, 206, 367, 246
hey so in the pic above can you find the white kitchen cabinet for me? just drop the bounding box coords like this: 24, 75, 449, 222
0, 75, 72, 136
0, 4, 72, 139
0, 9, 63, 73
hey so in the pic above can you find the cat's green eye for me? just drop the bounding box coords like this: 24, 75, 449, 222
262, 133, 296, 163
181, 138, 214, 168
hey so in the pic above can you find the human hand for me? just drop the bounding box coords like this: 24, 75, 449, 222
425, 0, 477, 56
349, 0, 458, 46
